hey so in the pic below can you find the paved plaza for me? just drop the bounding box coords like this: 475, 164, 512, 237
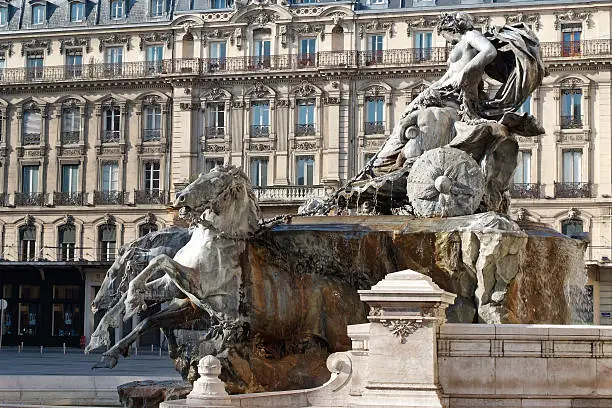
0, 346, 180, 377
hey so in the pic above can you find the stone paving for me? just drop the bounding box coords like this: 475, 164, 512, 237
0, 346, 180, 377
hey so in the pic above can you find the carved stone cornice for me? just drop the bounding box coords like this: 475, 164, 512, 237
139, 32, 173, 50
60, 37, 91, 54
99, 34, 131, 52
245, 11, 279, 27
554, 10, 592, 30
323, 96, 341, 105
202, 87, 229, 100
405, 17, 437, 37
504, 13, 541, 31
294, 81, 316, 98
21, 39, 51, 56
179, 102, 201, 111
201, 29, 234, 47
294, 141, 317, 151
359, 19, 394, 39
291, 23, 325, 42
0, 42, 14, 57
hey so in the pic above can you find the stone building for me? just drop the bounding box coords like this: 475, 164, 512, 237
0, 0, 609, 346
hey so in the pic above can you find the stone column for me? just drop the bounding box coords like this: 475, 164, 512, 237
352, 269, 456, 408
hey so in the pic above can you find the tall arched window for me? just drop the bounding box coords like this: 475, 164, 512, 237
99, 224, 116, 261
19, 225, 37, 261
59, 225, 76, 261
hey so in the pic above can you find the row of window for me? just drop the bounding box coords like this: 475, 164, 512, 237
513, 149, 583, 186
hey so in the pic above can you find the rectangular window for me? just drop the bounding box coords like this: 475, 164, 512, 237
296, 156, 314, 186
562, 23, 581, 57
209, 41, 226, 71
365, 97, 384, 134
297, 99, 315, 136
32, 4, 45, 24
0, 6, 8, 25
254, 39, 271, 69
562, 150, 582, 183
22, 165, 39, 193
144, 106, 161, 141
251, 101, 270, 137
58, 228, 76, 261
52, 303, 82, 336
62, 164, 79, 194
561, 89, 582, 129
99, 226, 116, 261
26, 53, 44, 80
415, 31, 432, 61
250, 158, 268, 187
103, 107, 121, 142
0, 54, 5, 79
23, 109, 42, 144
66, 49, 83, 78
146, 45, 163, 73
207, 103, 225, 137
205, 158, 224, 173
299, 38, 316, 66
18, 302, 39, 336
101, 161, 119, 192
367, 35, 383, 64
110, 0, 124, 19
143, 161, 160, 192
150, 0, 163, 16
62, 108, 81, 143
106, 47, 123, 75
513, 150, 531, 184
70, 1, 84, 22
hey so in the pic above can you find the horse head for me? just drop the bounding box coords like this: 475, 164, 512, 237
174, 165, 262, 239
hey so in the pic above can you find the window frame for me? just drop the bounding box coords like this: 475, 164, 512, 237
296, 156, 315, 186
250, 157, 268, 187
0, 6, 8, 25
150, 0, 164, 17
69, 1, 84, 22
31, 3, 45, 25
109, 0, 124, 20
19, 225, 37, 261
142, 160, 160, 192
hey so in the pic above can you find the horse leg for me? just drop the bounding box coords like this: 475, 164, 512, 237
86, 293, 127, 353
125, 254, 200, 319
94, 298, 199, 369
145, 275, 183, 302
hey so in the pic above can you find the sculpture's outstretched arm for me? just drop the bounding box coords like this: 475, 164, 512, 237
456, 30, 497, 87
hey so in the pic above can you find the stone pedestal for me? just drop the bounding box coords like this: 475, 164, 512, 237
350, 269, 456, 408
186, 356, 231, 407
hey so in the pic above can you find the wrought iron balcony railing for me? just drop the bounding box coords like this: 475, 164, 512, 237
15, 192, 46, 206
58, 244, 77, 262
554, 182, 591, 199
295, 123, 316, 136
94, 190, 127, 205
23, 133, 41, 145
54, 191, 83, 206
560, 115, 583, 129
364, 121, 385, 135
0, 40, 609, 86
251, 125, 270, 138
143, 129, 161, 142
0, 192, 8, 207
134, 189, 167, 205
61, 131, 80, 144
509, 183, 541, 199
102, 130, 120, 143
253, 185, 327, 203
206, 126, 225, 138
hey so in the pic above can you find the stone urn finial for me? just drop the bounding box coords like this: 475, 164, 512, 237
187, 355, 231, 406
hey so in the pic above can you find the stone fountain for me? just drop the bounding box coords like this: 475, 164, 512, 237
87, 11, 589, 403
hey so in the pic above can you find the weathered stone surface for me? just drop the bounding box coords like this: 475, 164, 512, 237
118, 380, 191, 408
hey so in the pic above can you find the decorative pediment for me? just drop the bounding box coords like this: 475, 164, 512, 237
59, 37, 90, 54
567, 207, 580, 220
139, 32, 173, 50
201, 29, 234, 47
63, 214, 75, 226
142, 95, 162, 106
99, 34, 131, 52
21, 38, 51, 56
22, 100, 41, 111
560, 77, 584, 89
554, 10, 592, 30
245, 10, 279, 27
0, 42, 14, 57
359, 19, 394, 39
101, 97, 120, 107
247, 82, 271, 99
405, 17, 437, 36
202, 87, 230, 100
292, 23, 325, 41
504, 13, 541, 31
365, 86, 387, 97
294, 82, 317, 98
103, 213, 115, 224
24, 214, 35, 226
143, 212, 156, 225
62, 98, 83, 109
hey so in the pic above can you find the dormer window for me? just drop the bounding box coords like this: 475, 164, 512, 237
0, 5, 8, 25
150, 0, 163, 16
31, 3, 45, 25
70, 1, 84, 22
110, 0, 123, 19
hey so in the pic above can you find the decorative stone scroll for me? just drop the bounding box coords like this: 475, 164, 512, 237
201, 29, 234, 47
21, 39, 51, 55
554, 10, 592, 30
99, 34, 131, 52
379, 319, 430, 344
292, 23, 325, 42
294, 141, 317, 151
0, 42, 14, 57
245, 11, 279, 27
139, 32, 173, 50
323, 97, 341, 105
359, 19, 394, 39
60, 38, 91, 54
405, 17, 437, 37
505, 13, 541, 31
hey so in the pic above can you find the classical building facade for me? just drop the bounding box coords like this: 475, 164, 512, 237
0, 0, 609, 346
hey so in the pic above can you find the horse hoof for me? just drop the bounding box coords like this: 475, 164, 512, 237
141, 303, 147, 311
92, 354, 118, 369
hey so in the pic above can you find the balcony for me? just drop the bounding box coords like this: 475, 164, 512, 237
23, 133, 41, 145
134, 189, 167, 205
15, 192, 46, 206
143, 129, 161, 142
94, 190, 127, 205
102, 130, 120, 143
365, 121, 385, 135
540, 39, 612, 59
560, 115, 583, 129
206, 126, 225, 138
509, 183, 541, 199
0, 192, 8, 207
554, 182, 591, 199
58, 244, 77, 262
61, 131, 80, 145
251, 125, 270, 138
54, 191, 83, 206
253, 185, 327, 204
295, 123, 315, 136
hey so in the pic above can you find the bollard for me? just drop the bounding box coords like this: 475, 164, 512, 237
40, 345, 43, 355
135, 346, 138, 357
20, 342, 23, 352
63, 343, 66, 355
159, 347, 162, 357
187, 355, 231, 406
151, 344, 154, 353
